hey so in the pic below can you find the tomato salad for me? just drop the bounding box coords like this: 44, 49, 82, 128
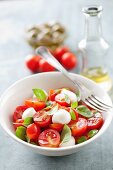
13, 88, 104, 148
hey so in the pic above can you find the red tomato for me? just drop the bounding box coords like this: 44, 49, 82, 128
49, 123, 64, 132
13, 105, 28, 122
30, 138, 38, 144
25, 55, 41, 72
55, 93, 70, 106
49, 89, 56, 101
33, 110, 51, 127
39, 59, 55, 72
59, 106, 70, 112
61, 52, 77, 70
25, 98, 46, 111
38, 129, 60, 147
68, 118, 87, 136
49, 89, 61, 101
87, 113, 103, 130
13, 119, 24, 129
54, 46, 69, 61
27, 123, 41, 140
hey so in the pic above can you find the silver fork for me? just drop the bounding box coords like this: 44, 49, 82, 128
36, 46, 113, 112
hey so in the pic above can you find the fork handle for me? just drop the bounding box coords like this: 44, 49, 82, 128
36, 46, 82, 90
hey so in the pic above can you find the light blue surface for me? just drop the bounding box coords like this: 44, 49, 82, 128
0, 0, 113, 170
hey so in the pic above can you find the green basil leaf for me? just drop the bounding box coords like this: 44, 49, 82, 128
76, 105, 93, 118
77, 136, 87, 144
70, 109, 76, 120
46, 101, 53, 107
88, 129, 98, 138
61, 124, 71, 144
16, 126, 26, 141
26, 135, 30, 143
46, 104, 58, 115
24, 117, 33, 126
32, 88, 47, 101
71, 101, 78, 109
64, 94, 70, 104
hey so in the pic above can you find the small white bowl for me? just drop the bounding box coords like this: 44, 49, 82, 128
0, 72, 112, 156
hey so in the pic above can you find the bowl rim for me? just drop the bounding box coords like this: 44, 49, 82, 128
0, 72, 113, 151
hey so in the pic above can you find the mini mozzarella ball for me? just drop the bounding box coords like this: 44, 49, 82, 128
60, 136, 75, 147
22, 107, 36, 119
52, 109, 71, 124
61, 89, 77, 103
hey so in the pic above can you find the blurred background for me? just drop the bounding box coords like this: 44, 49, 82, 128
0, 0, 113, 170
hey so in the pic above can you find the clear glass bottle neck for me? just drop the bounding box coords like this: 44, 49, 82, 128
84, 13, 102, 40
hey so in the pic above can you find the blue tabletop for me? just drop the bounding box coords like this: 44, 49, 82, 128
0, 0, 113, 170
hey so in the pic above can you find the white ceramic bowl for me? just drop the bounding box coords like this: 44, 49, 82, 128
0, 72, 113, 156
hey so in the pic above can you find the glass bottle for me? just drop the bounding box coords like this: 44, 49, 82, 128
78, 5, 112, 92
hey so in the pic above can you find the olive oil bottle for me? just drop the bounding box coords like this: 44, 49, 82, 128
78, 6, 112, 92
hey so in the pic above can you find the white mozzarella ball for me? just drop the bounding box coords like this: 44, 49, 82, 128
52, 109, 71, 124
22, 107, 36, 119
60, 136, 75, 147
61, 89, 77, 103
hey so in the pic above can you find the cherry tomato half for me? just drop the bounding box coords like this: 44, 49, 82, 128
49, 89, 57, 101
38, 129, 60, 147
49, 89, 61, 101
13, 105, 28, 122
25, 55, 41, 72
13, 119, 24, 130
49, 123, 64, 132
39, 59, 55, 72
55, 93, 70, 106
54, 46, 69, 61
68, 118, 87, 136
33, 110, 51, 127
61, 52, 77, 70
25, 98, 46, 111
87, 112, 103, 130
27, 123, 41, 140
59, 106, 70, 112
